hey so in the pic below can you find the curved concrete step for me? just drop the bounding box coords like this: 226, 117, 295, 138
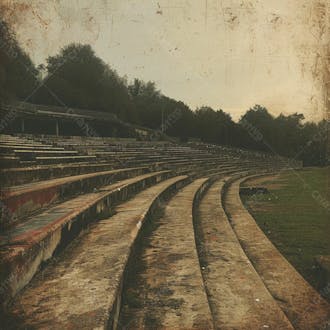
0, 145, 65, 151
0, 156, 231, 186
0, 162, 120, 186
0, 171, 171, 307
196, 176, 293, 329
14, 149, 78, 156
35, 155, 97, 164
3, 175, 189, 329
224, 176, 330, 329
0, 156, 20, 168
0, 166, 149, 228
120, 177, 214, 329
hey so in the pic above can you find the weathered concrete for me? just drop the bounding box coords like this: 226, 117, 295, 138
0, 162, 119, 186
120, 178, 214, 329
0, 133, 302, 329
4, 175, 188, 329
0, 145, 65, 151
196, 177, 293, 329
35, 155, 97, 164
0, 155, 20, 168
225, 176, 330, 329
0, 166, 149, 228
0, 171, 171, 307
0, 157, 231, 186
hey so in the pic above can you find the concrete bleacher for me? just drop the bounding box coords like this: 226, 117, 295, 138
223, 176, 330, 328
1, 132, 328, 329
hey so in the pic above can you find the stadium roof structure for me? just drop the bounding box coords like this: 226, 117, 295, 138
0, 101, 163, 139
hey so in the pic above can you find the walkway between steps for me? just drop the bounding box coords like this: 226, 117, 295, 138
225, 177, 330, 329
120, 178, 214, 329
5, 176, 187, 329
197, 178, 293, 329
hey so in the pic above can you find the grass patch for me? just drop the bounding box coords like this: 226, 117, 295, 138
242, 167, 330, 292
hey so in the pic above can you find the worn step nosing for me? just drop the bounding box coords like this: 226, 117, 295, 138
231, 174, 330, 328
0, 167, 151, 229
108, 175, 190, 329
5, 176, 189, 329
0, 171, 172, 307
199, 175, 294, 328
119, 174, 225, 329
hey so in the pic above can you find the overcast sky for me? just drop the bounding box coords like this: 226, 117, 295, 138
4, 0, 329, 121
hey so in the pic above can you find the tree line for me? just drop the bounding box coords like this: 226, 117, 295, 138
0, 20, 328, 166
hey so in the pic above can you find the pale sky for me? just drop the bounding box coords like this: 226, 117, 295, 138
3, 0, 329, 121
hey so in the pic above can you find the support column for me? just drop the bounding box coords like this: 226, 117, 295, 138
55, 120, 59, 136
21, 118, 25, 133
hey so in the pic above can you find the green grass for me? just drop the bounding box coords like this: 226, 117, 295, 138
242, 167, 330, 291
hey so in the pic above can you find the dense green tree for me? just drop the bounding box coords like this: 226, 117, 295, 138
1, 34, 327, 166
194, 107, 235, 145
128, 79, 162, 127
34, 44, 134, 121
0, 19, 39, 102
239, 105, 275, 151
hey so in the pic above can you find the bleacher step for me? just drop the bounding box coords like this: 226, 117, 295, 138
0, 162, 119, 186
120, 178, 214, 329
0, 170, 171, 307
224, 177, 330, 328
3, 176, 188, 329
1, 166, 149, 228
196, 177, 293, 329
35, 155, 97, 164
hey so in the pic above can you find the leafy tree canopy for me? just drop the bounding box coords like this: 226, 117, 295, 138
1, 33, 327, 166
